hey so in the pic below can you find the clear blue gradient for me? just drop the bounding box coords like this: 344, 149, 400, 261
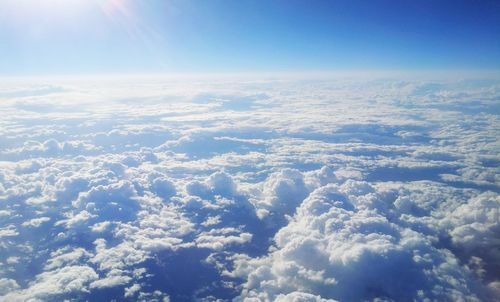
1, 0, 499, 74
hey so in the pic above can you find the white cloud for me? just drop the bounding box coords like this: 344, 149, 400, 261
89, 274, 131, 289
232, 183, 490, 301
0, 279, 19, 296
275, 292, 337, 302
252, 169, 309, 222
150, 176, 177, 199
195, 228, 253, 250
45, 247, 92, 270
21, 216, 50, 228
1, 266, 98, 301
186, 171, 239, 198
91, 239, 148, 271
124, 283, 141, 298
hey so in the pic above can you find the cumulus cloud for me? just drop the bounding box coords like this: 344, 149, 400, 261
275, 292, 337, 302
0, 279, 19, 296
444, 192, 500, 288
91, 239, 148, 271
232, 183, 487, 301
21, 216, 51, 228
251, 168, 309, 226
44, 247, 92, 270
124, 283, 141, 298
1, 266, 98, 301
186, 171, 238, 198
150, 176, 177, 199
89, 273, 132, 289
195, 227, 253, 250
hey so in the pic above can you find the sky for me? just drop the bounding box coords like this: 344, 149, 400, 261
1, 1, 500, 301
1, 0, 500, 75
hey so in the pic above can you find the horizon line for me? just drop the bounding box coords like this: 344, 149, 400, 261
2, 69, 500, 80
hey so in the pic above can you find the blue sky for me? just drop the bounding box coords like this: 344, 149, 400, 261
1, 0, 499, 74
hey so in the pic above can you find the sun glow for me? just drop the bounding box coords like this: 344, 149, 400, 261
0, 0, 133, 27
0, 0, 147, 43
0, 0, 169, 73
2, 0, 91, 18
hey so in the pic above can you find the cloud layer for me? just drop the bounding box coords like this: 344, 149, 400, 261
0, 75, 498, 301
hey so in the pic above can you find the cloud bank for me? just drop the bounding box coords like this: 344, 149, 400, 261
0, 75, 498, 301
